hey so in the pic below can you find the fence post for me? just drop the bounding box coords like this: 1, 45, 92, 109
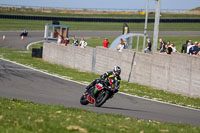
128, 52, 136, 82
136, 35, 140, 52
92, 48, 96, 72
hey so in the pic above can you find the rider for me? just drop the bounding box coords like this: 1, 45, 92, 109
86, 66, 121, 93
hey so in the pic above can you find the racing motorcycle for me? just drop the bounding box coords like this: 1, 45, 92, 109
80, 77, 118, 107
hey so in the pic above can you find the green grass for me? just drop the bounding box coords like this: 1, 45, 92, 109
0, 45, 200, 110
1, 98, 199, 133
1, 18, 200, 31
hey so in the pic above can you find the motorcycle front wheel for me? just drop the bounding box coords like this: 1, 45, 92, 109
95, 90, 109, 107
80, 94, 89, 105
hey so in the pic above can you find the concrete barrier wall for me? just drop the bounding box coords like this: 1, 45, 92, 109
95, 47, 135, 81
43, 43, 200, 97
43, 43, 94, 72
168, 53, 191, 96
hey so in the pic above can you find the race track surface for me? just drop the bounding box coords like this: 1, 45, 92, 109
0, 59, 200, 126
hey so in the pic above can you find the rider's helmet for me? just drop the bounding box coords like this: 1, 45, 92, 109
113, 66, 121, 76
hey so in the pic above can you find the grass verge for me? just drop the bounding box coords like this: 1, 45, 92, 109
1, 18, 200, 31
0, 98, 199, 133
0, 46, 200, 109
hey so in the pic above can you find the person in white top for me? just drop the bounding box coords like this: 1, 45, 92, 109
79, 37, 88, 48
116, 38, 125, 52
169, 43, 177, 53
57, 34, 63, 44
187, 42, 194, 54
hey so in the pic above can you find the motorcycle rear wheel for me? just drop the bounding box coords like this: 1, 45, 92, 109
95, 90, 109, 107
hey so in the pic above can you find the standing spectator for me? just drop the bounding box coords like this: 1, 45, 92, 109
142, 38, 151, 53
159, 38, 166, 53
79, 37, 88, 48
181, 40, 189, 53
116, 38, 125, 52
102, 38, 109, 48
72, 37, 79, 46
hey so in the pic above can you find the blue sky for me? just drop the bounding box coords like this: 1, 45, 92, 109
0, 0, 199, 10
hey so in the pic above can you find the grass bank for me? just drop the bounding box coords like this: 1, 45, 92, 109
1, 98, 199, 133
1, 18, 200, 31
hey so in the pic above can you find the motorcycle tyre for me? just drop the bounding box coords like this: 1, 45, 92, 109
95, 90, 109, 107
80, 95, 89, 105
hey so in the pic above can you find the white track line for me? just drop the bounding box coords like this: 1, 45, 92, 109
0, 68, 34, 71
0, 58, 200, 112
26, 40, 45, 50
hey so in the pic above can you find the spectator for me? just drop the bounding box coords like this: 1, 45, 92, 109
54, 29, 59, 38
116, 38, 125, 52
72, 37, 79, 46
63, 37, 70, 46
169, 43, 177, 53
189, 41, 199, 55
57, 34, 63, 44
181, 40, 189, 53
189, 40, 193, 45
102, 38, 109, 48
165, 44, 173, 54
197, 43, 200, 56
20, 29, 28, 37
79, 37, 88, 48
159, 38, 166, 53
198, 42, 200, 51
142, 38, 151, 53
187, 42, 194, 54
166, 41, 170, 46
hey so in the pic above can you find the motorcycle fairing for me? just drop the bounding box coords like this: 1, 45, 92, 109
86, 94, 95, 104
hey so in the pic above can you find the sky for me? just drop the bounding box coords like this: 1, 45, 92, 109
0, 0, 200, 11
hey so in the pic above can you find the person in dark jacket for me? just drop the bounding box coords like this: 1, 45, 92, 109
189, 41, 199, 55
159, 38, 166, 53
181, 40, 189, 53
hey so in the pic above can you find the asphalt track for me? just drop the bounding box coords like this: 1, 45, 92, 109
0, 58, 200, 126
0, 31, 200, 126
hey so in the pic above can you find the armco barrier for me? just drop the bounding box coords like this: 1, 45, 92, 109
43, 43, 200, 97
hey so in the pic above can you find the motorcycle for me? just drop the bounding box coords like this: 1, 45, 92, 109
80, 77, 118, 107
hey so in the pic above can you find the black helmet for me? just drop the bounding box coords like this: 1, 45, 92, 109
113, 66, 121, 76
